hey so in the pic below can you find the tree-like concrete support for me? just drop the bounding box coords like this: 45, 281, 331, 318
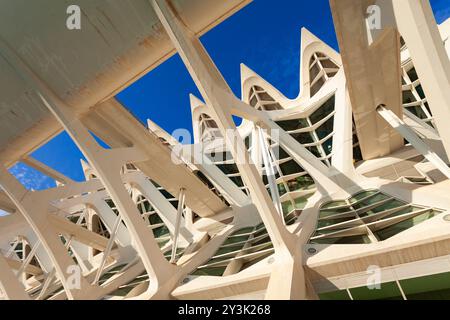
0, 36, 178, 298
123, 171, 192, 246
392, 0, 450, 161
150, 0, 295, 254
377, 105, 450, 179
0, 166, 99, 299
150, 0, 323, 299
0, 252, 30, 300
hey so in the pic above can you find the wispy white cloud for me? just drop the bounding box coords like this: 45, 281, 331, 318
9, 163, 56, 191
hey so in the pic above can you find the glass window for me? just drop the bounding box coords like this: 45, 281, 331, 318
373, 210, 438, 240
310, 76, 325, 96
192, 266, 226, 277
310, 96, 335, 124
310, 60, 321, 80
217, 163, 239, 175
402, 90, 416, 104
320, 58, 338, 69
229, 176, 244, 187
291, 131, 314, 144
272, 147, 290, 160
405, 105, 427, 119
277, 183, 287, 196
349, 281, 403, 300
259, 92, 275, 102
424, 102, 432, 116
316, 116, 334, 140
279, 160, 303, 175
310, 234, 370, 245
322, 137, 333, 155
276, 118, 309, 131
307, 146, 322, 158
282, 201, 294, 214
415, 84, 426, 100
286, 175, 314, 192
263, 103, 283, 111
407, 67, 419, 82
149, 213, 163, 225
249, 95, 258, 107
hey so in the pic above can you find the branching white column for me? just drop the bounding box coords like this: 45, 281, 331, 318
0, 36, 177, 297
0, 166, 99, 299
377, 105, 450, 179
258, 128, 283, 219
170, 188, 185, 263
123, 171, 192, 245
180, 144, 250, 207
0, 252, 30, 300
393, 0, 450, 160
150, 0, 315, 299
150, 0, 294, 253
330, 73, 356, 177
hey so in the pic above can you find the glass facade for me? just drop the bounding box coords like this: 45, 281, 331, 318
310, 189, 442, 244
309, 52, 340, 96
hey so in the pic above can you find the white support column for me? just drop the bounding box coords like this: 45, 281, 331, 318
16, 240, 40, 279
331, 78, 357, 177
85, 198, 132, 248
150, 0, 294, 252
0, 36, 178, 296
264, 119, 345, 195
377, 104, 450, 179
251, 125, 262, 175
24, 232, 54, 274
392, 0, 450, 160
180, 144, 250, 207
0, 252, 29, 300
170, 188, 185, 264
150, 0, 314, 299
40, 98, 176, 295
124, 172, 192, 246
93, 214, 122, 285
0, 166, 99, 300
258, 128, 283, 219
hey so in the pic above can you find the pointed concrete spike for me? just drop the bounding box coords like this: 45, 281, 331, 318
240, 63, 287, 103
240, 63, 260, 80
189, 94, 205, 110
80, 159, 91, 172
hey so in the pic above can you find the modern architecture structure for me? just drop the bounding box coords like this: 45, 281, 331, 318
0, 0, 450, 300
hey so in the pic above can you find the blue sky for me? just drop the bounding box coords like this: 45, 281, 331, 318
9, 0, 450, 191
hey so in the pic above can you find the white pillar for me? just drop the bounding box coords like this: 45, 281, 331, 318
393, 0, 450, 160
258, 128, 283, 219
377, 104, 450, 179
150, 0, 314, 299
0, 166, 99, 299
170, 188, 185, 263
0, 253, 30, 300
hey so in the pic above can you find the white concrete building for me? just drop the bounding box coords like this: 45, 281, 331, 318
0, 0, 450, 300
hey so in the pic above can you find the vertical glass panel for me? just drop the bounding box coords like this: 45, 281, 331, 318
415, 84, 426, 100
407, 67, 419, 82
310, 96, 335, 124
402, 90, 416, 104
316, 117, 334, 140
279, 160, 303, 175
291, 131, 314, 144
